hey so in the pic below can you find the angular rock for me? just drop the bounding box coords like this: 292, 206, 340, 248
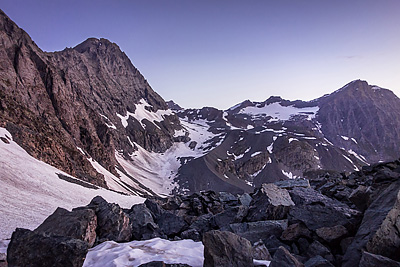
128, 203, 164, 240
349, 185, 371, 211
304, 255, 334, 267
359, 251, 400, 267
180, 228, 201, 242
158, 211, 187, 237
239, 193, 252, 206
203, 230, 253, 267
274, 179, 310, 190
264, 235, 291, 256
269, 246, 304, 267
189, 214, 212, 234
7, 228, 88, 267
247, 183, 295, 222
34, 207, 97, 247
281, 223, 311, 241
288, 187, 360, 231
88, 196, 132, 242
253, 240, 272, 261
315, 225, 348, 243
229, 220, 288, 244
306, 241, 334, 263
342, 179, 400, 266
211, 205, 248, 229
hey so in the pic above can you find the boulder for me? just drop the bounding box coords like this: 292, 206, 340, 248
304, 255, 334, 267
7, 228, 88, 267
180, 228, 201, 242
359, 251, 400, 267
203, 230, 253, 267
88, 196, 132, 242
128, 203, 164, 240
315, 225, 348, 243
210, 205, 248, 229
239, 193, 253, 206
349, 185, 371, 211
281, 223, 311, 241
189, 214, 212, 234
247, 183, 295, 222
157, 212, 187, 237
269, 246, 304, 267
229, 220, 288, 244
342, 179, 400, 266
288, 187, 360, 231
34, 207, 97, 247
306, 241, 334, 263
263, 235, 291, 256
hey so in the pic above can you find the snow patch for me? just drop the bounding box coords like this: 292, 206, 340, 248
239, 102, 319, 122
83, 238, 204, 267
282, 170, 297, 179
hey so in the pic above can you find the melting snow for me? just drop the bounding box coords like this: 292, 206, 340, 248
239, 102, 319, 122
341, 135, 349, 141
288, 138, 298, 143
83, 238, 204, 267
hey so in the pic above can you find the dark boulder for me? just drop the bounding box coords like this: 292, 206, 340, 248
203, 230, 253, 267
34, 207, 97, 247
247, 183, 295, 222
210, 205, 248, 229
315, 225, 348, 243
269, 246, 304, 267
359, 251, 400, 267
288, 187, 360, 231
7, 228, 88, 267
88, 196, 132, 242
128, 203, 164, 240
342, 179, 400, 266
306, 241, 334, 263
158, 212, 187, 237
281, 223, 311, 242
229, 220, 288, 244
304, 255, 334, 267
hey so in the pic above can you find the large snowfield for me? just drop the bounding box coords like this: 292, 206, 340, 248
0, 127, 144, 239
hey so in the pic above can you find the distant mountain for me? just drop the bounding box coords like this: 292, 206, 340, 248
2, 8, 400, 198
173, 80, 400, 193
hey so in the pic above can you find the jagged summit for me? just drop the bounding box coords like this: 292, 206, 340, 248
74, 37, 121, 53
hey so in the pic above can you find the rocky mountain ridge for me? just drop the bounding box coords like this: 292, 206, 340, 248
173, 79, 400, 193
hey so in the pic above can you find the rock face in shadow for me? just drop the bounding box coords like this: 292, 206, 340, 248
342, 179, 400, 266
7, 228, 88, 267
35, 207, 97, 247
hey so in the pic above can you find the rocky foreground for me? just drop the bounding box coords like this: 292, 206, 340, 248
3, 159, 400, 266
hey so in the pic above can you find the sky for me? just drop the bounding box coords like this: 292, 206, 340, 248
2, 0, 400, 109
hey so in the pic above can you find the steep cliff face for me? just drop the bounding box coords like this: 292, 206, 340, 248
0, 10, 181, 192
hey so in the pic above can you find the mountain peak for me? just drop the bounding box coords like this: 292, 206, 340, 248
74, 37, 121, 53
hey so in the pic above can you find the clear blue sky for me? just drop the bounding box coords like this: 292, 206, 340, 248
2, 0, 400, 109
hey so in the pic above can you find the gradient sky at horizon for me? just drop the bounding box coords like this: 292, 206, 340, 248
2, 0, 400, 109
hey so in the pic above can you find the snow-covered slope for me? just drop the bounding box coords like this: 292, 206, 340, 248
0, 127, 144, 239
